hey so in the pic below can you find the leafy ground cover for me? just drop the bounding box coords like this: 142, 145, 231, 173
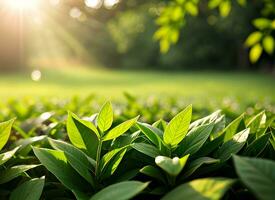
0, 100, 274, 200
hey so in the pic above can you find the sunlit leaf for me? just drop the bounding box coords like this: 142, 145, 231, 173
215, 128, 249, 162
163, 105, 192, 147
90, 181, 149, 200
245, 32, 262, 47
155, 155, 189, 176
67, 111, 99, 159
219, 1, 231, 17
253, 18, 272, 30
263, 36, 274, 55
0, 118, 15, 151
97, 101, 113, 132
249, 44, 263, 63
103, 116, 139, 141
162, 178, 234, 200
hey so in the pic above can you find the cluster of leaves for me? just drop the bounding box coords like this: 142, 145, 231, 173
155, 0, 275, 64
0, 101, 274, 199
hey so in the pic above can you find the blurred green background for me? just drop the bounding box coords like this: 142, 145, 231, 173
0, 0, 274, 108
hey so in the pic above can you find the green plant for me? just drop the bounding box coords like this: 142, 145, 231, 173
0, 119, 43, 200
1, 101, 274, 199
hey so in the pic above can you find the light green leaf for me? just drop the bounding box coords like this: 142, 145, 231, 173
32, 147, 90, 193
103, 116, 139, 141
10, 177, 45, 200
0, 118, 15, 151
177, 123, 214, 156
263, 36, 274, 55
237, 0, 246, 6
185, 2, 198, 16
233, 155, 275, 200
90, 181, 149, 200
215, 128, 249, 162
219, 1, 231, 17
67, 111, 99, 159
253, 18, 272, 30
223, 114, 245, 142
183, 157, 220, 178
246, 111, 265, 133
0, 146, 20, 166
0, 165, 39, 184
164, 105, 192, 147
97, 101, 113, 132
161, 178, 234, 200
249, 44, 263, 63
131, 143, 161, 158
208, 0, 222, 9
49, 138, 96, 187
245, 32, 262, 47
155, 155, 189, 176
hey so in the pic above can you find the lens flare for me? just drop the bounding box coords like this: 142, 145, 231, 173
4, 0, 40, 12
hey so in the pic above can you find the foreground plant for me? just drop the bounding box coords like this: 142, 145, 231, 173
0, 119, 44, 200
1, 101, 274, 200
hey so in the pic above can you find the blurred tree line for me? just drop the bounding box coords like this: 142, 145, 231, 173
0, 0, 274, 71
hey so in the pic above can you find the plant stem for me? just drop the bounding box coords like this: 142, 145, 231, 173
95, 139, 103, 177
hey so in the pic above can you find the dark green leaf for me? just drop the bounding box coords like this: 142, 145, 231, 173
233, 155, 275, 200
10, 177, 45, 200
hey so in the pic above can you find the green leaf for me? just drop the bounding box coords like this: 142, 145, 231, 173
163, 105, 192, 147
0, 118, 15, 151
177, 123, 214, 156
253, 18, 272, 30
32, 147, 90, 193
243, 133, 270, 157
233, 155, 275, 200
155, 155, 189, 176
219, 1, 231, 18
208, 0, 222, 9
67, 112, 99, 159
90, 181, 149, 200
182, 157, 220, 178
140, 165, 165, 183
0, 146, 20, 166
48, 138, 96, 187
223, 114, 245, 142
10, 177, 45, 200
137, 122, 163, 149
249, 44, 263, 63
103, 116, 139, 141
185, 2, 198, 16
215, 128, 250, 162
245, 32, 262, 47
263, 36, 274, 55
190, 110, 222, 129
0, 165, 39, 184
237, 0, 246, 6
97, 101, 113, 132
100, 148, 127, 179
161, 178, 234, 200
246, 111, 265, 133
131, 143, 161, 158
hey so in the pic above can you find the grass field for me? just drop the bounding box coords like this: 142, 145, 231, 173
0, 67, 274, 104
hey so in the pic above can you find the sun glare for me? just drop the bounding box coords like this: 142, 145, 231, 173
4, 0, 40, 12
